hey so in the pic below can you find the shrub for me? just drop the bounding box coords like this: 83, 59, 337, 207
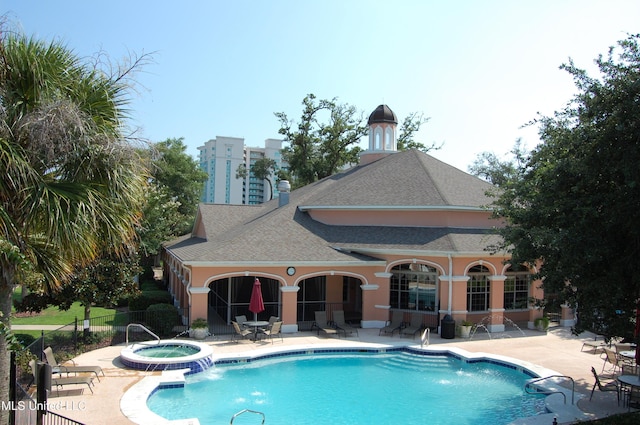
146, 303, 179, 336
128, 290, 172, 311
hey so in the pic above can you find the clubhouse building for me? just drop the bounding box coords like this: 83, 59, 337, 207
162, 105, 575, 335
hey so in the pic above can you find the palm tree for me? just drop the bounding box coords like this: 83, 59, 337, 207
0, 32, 147, 423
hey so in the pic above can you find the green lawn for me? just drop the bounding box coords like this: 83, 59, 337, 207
12, 303, 117, 325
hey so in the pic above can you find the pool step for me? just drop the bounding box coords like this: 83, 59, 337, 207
378, 353, 451, 371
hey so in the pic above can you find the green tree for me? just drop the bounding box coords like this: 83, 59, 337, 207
468, 138, 528, 188
150, 138, 207, 221
16, 246, 142, 336
397, 111, 442, 153
0, 30, 147, 420
138, 138, 206, 264
275, 94, 367, 187
236, 157, 278, 202
490, 34, 640, 342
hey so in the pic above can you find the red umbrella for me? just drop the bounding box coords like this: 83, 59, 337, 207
249, 278, 265, 321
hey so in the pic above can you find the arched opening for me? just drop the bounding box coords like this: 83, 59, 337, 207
467, 265, 491, 312
389, 263, 440, 329
296, 274, 363, 330
208, 276, 281, 326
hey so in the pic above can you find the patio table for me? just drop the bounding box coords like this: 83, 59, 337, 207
244, 320, 269, 341
620, 350, 637, 363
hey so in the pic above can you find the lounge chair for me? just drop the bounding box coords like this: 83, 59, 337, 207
400, 313, 423, 339
231, 321, 252, 342
44, 347, 104, 382
333, 310, 358, 337
260, 321, 283, 343
29, 360, 95, 394
590, 366, 620, 405
581, 340, 607, 354
379, 310, 404, 336
311, 311, 342, 338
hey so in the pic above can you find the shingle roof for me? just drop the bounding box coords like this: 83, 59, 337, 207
164, 149, 502, 264
301, 149, 495, 208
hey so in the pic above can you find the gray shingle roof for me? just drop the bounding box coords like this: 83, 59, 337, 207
164, 149, 501, 264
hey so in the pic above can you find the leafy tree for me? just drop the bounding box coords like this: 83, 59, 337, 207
150, 138, 207, 220
397, 111, 442, 153
275, 94, 367, 187
490, 34, 640, 343
16, 246, 142, 335
235, 157, 279, 202
138, 138, 206, 264
0, 29, 147, 419
468, 138, 528, 188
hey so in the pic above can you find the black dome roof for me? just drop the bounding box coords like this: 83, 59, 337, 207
368, 104, 398, 125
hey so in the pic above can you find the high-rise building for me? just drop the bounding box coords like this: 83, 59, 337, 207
198, 137, 285, 204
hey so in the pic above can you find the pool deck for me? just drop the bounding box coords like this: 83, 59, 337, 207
43, 325, 635, 424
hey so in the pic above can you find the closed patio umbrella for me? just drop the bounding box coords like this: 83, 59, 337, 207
249, 278, 265, 321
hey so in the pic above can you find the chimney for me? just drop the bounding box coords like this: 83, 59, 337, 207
277, 180, 291, 207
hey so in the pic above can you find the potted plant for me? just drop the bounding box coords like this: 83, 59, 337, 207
459, 320, 474, 338
534, 316, 550, 332
189, 318, 210, 339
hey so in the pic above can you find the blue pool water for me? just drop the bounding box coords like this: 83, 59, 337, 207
147, 351, 545, 425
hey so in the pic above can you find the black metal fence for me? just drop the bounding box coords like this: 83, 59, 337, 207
10, 309, 189, 425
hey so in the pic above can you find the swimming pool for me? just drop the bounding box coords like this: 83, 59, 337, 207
145, 348, 546, 425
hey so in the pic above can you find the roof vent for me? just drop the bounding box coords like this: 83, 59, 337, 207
277, 180, 290, 207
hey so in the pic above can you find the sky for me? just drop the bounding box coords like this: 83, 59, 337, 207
4, 0, 640, 172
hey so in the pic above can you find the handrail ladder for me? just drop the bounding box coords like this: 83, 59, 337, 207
126, 323, 160, 345
524, 375, 575, 405
230, 409, 265, 424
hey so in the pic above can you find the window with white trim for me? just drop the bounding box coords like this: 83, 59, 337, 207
504, 265, 531, 310
467, 265, 490, 312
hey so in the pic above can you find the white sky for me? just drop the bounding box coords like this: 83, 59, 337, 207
4, 0, 640, 171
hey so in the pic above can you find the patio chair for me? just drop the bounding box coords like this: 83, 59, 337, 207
260, 316, 280, 331
400, 313, 423, 339
590, 366, 620, 405
602, 347, 624, 375
235, 315, 249, 329
379, 310, 404, 336
615, 344, 636, 366
44, 346, 104, 382
622, 364, 639, 376
29, 360, 95, 394
231, 321, 252, 342
333, 310, 358, 337
311, 311, 342, 338
260, 321, 283, 343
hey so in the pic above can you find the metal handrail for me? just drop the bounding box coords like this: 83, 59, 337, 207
126, 323, 160, 345
421, 328, 430, 347
524, 375, 575, 405
230, 409, 265, 424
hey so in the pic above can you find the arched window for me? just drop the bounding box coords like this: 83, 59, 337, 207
390, 263, 438, 311
374, 127, 383, 150
385, 127, 394, 150
467, 265, 490, 312
504, 265, 531, 310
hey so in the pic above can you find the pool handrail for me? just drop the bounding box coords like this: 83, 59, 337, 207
126, 323, 160, 346
230, 409, 265, 424
524, 375, 575, 405
420, 328, 430, 347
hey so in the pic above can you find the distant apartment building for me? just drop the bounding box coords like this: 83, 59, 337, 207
198, 137, 285, 204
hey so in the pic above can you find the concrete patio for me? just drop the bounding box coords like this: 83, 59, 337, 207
41, 325, 636, 424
